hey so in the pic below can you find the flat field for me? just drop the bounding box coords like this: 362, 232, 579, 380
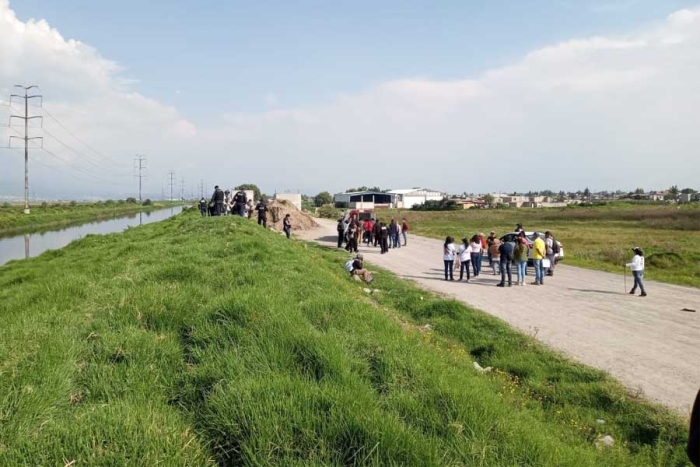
0, 211, 690, 465
0, 201, 180, 237
380, 203, 700, 288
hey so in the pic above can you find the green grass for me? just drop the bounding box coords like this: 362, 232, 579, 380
0, 200, 181, 237
0, 210, 691, 465
380, 203, 700, 288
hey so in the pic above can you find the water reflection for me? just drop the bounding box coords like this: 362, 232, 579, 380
0, 206, 183, 267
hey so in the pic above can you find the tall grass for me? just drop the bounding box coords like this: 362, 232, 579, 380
383, 204, 700, 288
0, 211, 690, 465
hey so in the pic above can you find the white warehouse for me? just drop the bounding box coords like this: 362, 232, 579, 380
387, 189, 446, 209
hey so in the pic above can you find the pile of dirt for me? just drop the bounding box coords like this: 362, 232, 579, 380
266, 199, 318, 231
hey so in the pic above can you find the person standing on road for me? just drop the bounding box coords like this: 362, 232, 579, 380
457, 237, 472, 281
626, 247, 647, 297
199, 197, 208, 217
210, 185, 225, 216
373, 219, 381, 248
255, 200, 269, 227
364, 219, 373, 245
443, 236, 456, 281
545, 231, 558, 276
470, 235, 483, 277
532, 232, 546, 285
489, 236, 502, 275
514, 237, 529, 286
497, 238, 514, 287
346, 220, 359, 253
487, 231, 497, 267
379, 222, 390, 254
283, 214, 292, 239
388, 219, 399, 249
401, 218, 409, 246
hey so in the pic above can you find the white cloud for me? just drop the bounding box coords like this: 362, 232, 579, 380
1, 0, 699, 198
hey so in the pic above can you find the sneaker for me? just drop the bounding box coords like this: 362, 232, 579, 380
629, 290, 635, 295
496, 283, 505, 287
531, 281, 540, 286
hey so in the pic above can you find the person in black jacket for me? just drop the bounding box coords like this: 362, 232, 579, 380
336, 218, 345, 248
199, 197, 208, 217
255, 200, 268, 227
210, 186, 225, 216
497, 240, 515, 287
283, 214, 292, 239
690, 389, 700, 466
233, 189, 248, 217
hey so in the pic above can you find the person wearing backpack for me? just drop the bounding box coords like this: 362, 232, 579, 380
345, 254, 373, 283
497, 239, 515, 287
545, 231, 559, 276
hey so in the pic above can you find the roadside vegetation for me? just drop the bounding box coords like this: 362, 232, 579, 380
380, 203, 700, 288
0, 210, 690, 465
0, 199, 180, 237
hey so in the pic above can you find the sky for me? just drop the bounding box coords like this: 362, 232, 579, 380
0, 0, 699, 199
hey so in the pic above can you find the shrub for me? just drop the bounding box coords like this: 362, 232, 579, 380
69, 200, 77, 206
126, 197, 137, 204
104, 199, 115, 205
317, 204, 341, 219
40, 201, 48, 208
117, 199, 125, 205
142, 199, 152, 206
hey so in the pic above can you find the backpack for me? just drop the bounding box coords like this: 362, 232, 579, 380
344, 259, 355, 273
551, 240, 560, 254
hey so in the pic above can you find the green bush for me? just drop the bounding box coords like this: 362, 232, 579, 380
317, 204, 341, 219
69, 200, 77, 206
40, 201, 48, 208
142, 199, 152, 206
125, 197, 137, 204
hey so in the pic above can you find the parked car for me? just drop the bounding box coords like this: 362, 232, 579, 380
499, 232, 564, 265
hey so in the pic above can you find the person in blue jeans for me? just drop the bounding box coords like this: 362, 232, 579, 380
443, 236, 456, 281
626, 247, 647, 297
497, 240, 514, 287
469, 234, 483, 277
514, 237, 529, 286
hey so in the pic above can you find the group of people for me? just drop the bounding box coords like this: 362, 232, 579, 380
337, 216, 409, 254
442, 225, 559, 287
199, 185, 293, 239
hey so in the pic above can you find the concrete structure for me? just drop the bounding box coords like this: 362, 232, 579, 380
333, 191, 393, 209
275, 193, 302, 210
387, 189, 445, 209
679, 193, 699, 204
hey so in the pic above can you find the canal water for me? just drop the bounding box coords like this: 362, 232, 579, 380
0, 206, 184, 267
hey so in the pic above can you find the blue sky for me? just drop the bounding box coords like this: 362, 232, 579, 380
10, 0, 693, 122
1, 0, 699, 198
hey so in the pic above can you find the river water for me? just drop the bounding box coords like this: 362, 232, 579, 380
0, 206, 183, 267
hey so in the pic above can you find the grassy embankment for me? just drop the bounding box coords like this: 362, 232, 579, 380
380, 203, 700, 288
0, 210, 691, 465
0, 201, 181, 237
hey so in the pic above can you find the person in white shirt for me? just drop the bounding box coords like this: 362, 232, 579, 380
457, 237, 472, 281
469, 235, 483, 277
443, 236, 456, 281
626, 247, 647, 297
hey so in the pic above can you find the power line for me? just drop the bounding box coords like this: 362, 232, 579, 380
41, 104, 122, 165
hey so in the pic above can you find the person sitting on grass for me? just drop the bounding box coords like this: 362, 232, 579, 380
345, 253, 373, 283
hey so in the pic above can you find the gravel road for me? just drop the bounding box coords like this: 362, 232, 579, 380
298, 219, 700, 415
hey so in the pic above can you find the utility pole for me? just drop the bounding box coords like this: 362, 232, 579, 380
199, 179, 204, 199
180, 178, 186, 201
168, 171, 175, 202
9, 85, 43, 214
133, 154, 147, 203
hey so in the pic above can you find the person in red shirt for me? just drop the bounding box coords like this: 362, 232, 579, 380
401, 218, 409, 246
364, 219, 373, 245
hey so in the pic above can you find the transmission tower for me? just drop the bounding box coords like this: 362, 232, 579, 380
133, 154, 147, 203
9, 85, 43, 214
199, 179, 204, 199
180, 178, 186, 201
168, 171, 175, 202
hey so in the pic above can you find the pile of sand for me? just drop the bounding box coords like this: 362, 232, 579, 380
265, 199, 318, 231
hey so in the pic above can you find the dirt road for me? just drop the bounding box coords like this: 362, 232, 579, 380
298, 219, 700, 415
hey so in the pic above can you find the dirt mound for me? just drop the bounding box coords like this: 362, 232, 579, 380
266, 199, 318, 231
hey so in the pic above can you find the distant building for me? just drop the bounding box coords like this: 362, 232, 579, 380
333, 191, 393, 209
387, 189, 445, 209
275, 193, 302, 210
679, 192, 699, 204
